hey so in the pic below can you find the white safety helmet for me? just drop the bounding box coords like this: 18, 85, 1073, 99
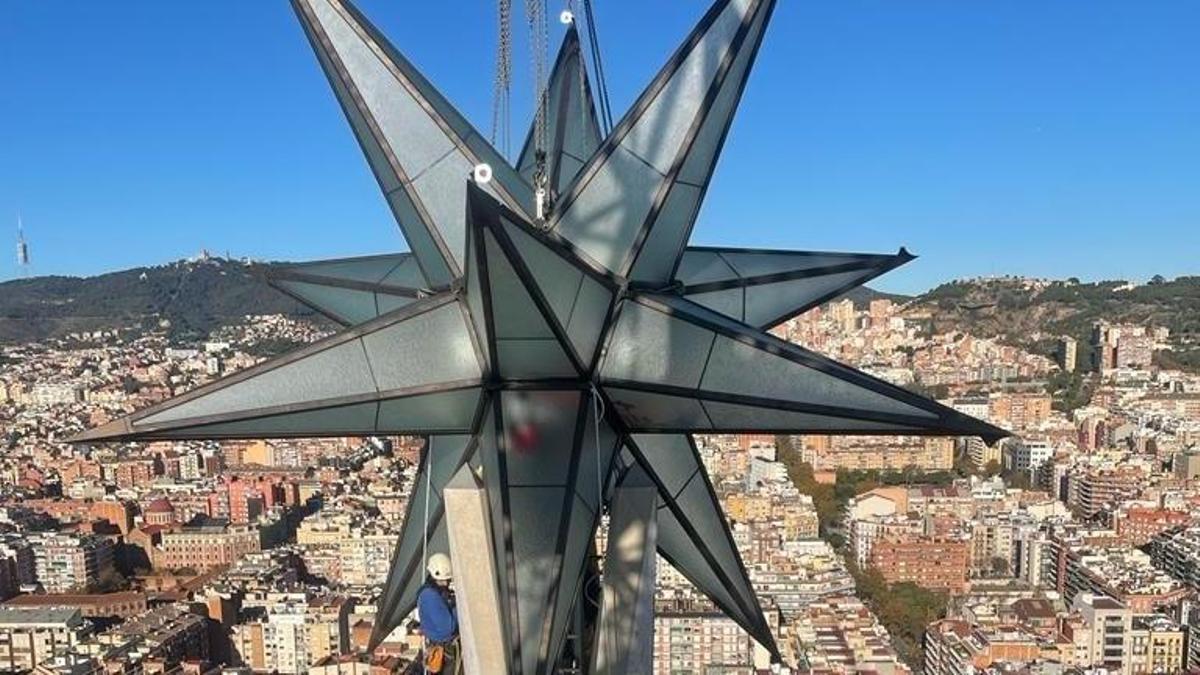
427, 552, 452, 582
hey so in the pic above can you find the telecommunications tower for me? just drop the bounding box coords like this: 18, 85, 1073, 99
16, 214, 30, 277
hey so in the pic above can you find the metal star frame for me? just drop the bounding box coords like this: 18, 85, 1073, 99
74, 0, 1007, 672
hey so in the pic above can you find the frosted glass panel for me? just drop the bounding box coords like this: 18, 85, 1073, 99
675, 474, 756, 604
675, 249, 738, 286
629, 183, 703, 283
500, 390, 582, 486
375, 293, 419, 316
409, 152, 474, 271
376, 389, 481, 432
656, 504, 753, 631
485, 232, 555, 340
144, 339, 375, 424
380, 256, 429, 288
313, 0, 452, 175
509, 486, 567, 675
275, 280, 379, 325
702, 400, 921, 433
633, 434, 700, 498
481, 229, 576, 377
517, 32, 601, 196
497, 341, 577, 379
742, 270, 873, 328
607, 388, 711, 431
289, 255, 407, 284
362, 302, 482, 389
556, 146, 660, 273
701, 335, 936, 419
719, 251, 861, 278
181, 402, 379, 437
300, 0, 534, 281
621, 0, 751, 174
601, 301, 714, 388
502, 218, 582, 324
677, 0, 768, 186
385, 187, 453, 286
565, 276, 614, 366
464, 231, 489, 361
574, 410, 620, 513
547, 495, 597, 667
685, 287, 744, 323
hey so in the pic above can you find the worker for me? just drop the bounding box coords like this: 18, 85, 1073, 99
418, 552, 459, 674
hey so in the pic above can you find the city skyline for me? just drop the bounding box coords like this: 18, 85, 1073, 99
3, 2, 1200, 674
2, 1, 1198, 292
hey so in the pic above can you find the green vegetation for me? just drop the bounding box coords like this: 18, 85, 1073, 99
777, 435, 963, 538
838, 465, 955, 491
0, 258, 322, 344
903, 381, 950, 400
778, 434, 957, 668
1000, 466, 1031, 490
915, 275, 1200, 373
846, 557, 948, 667
1155, 347, 1200, 372
1044, 369, 1096, 412
244, 337, 314, 358
777, 436, 840, 536
93, 567, 129, 593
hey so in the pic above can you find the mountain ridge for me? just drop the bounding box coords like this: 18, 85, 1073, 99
0, 257, 322, 344
2, 258, 1197, 375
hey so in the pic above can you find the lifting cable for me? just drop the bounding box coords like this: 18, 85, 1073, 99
579, 0, 614, 133
525, 0, 552, 222
491, 0, 513, 157
420, 442, 433, 675
493, 0, 614, 206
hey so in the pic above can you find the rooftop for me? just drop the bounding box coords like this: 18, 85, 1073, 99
0, 605, 83, 627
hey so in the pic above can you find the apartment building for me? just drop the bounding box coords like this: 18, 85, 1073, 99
924, 619, 1042, 675
233, 593, 352, 674
869, 534, 971, 594
652, 598, 775, 674
1067, 593, 1185, 675
30, 533, 115, 593
0, 606, 91, 671
155, 517, 261, 570
1148, 525, 1200, 589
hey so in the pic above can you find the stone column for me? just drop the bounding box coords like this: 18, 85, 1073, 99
443, 463, 508, 675
592, 467, 658, 675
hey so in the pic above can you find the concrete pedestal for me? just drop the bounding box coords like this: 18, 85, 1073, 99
592, 467, 658, 675
444, 464, 508, 675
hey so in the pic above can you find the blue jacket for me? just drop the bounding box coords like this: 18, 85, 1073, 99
418, 583, 458, 643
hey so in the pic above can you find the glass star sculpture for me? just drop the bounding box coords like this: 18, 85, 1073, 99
75, 0, 1007, 671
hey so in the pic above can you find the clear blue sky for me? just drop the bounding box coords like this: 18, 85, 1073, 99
1, 1, 1197, 293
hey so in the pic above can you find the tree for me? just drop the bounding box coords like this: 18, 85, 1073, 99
776, 440, 841, 537
93, 566, 128, 593
990, 556, 1011, 577
954, 453, 980, 478
844, 558, 948, 668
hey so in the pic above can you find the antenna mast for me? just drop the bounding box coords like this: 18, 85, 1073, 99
16, 214, 30, 277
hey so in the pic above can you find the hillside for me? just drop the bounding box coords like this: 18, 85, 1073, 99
3, 260, 1198, 374
843, 285, 910, 309
909, 276, 1200, 371
0, 256, 910, 346
0, 257, 322, 344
